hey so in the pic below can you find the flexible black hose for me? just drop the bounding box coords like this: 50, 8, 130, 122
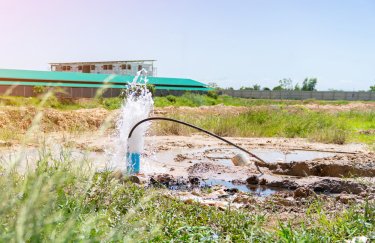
128, 117, 266, 173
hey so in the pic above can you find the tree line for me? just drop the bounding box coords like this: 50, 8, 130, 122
209, 78, 375, 92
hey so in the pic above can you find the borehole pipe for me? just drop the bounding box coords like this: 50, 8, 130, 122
128, 117, 267, 174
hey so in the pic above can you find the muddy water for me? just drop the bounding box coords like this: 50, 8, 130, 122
251, 149, 337, 163
201, 148, 337, 166
202, 179, 284, 196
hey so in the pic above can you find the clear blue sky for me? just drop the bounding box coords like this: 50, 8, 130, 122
1, 0, 374, 90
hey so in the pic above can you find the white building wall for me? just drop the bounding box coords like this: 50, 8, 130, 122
53, 62, 155, 76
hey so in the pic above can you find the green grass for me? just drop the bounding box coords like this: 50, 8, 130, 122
153, 93, 364, 107
1, 93, 372, 110
0, 152, 373, 242
154, 109, 375, 145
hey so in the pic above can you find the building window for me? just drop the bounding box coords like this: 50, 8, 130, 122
103, 65, 107, 70
62, 66, 67, 71
138, 65, 142, 71
91, 65, 95, 70
67, 66, 71, 71
121, 64, 127, 70
128, 64, 131, 70
108, 65, 113, 70
78, 66, 83, 71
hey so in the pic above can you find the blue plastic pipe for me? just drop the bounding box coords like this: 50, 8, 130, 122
127, 152, 140, 174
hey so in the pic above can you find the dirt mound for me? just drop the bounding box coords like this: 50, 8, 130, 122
268, 153, 375, 177
309, 179, 367, 194
0, 107, 112, 132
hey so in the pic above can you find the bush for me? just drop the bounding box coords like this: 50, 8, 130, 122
166, 95, 176, 103
146, 84, 156, 96
207, 90, 218, 99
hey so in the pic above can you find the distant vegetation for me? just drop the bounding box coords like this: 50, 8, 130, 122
1, 93, 363, 111
234, 77, 318, 92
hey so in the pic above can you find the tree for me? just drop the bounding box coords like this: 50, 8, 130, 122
207, 82, 220, 90
253, 84, 261, 90
263, 87, 271, 91
279, 78, 293, 90
370, 84, 375, 92
294, 83, 301, 91
302, 78, 318, 91
240, 84, 261, 90
272, 85, 283, 91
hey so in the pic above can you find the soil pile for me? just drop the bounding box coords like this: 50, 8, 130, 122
0, 107, 112, 132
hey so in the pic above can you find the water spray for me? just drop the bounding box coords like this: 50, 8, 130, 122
127, 117, 267, 174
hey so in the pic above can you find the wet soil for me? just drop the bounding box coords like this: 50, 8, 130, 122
0, 130, 373, 217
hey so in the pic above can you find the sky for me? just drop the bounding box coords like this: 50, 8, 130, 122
0, 0, 374, 91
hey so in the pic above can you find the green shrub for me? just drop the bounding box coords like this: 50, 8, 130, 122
146, 84, 156, 96
166, 95, 177, 103
207, 90, 218, 99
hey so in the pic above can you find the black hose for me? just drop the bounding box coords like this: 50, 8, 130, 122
128, 117, 266, 173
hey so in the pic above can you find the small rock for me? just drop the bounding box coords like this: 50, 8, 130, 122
275, 197, 296, 207
259, 178, 267, 185
231, 153, 250, 166
224, 188, 239, 194
293, 187, 315, 198
150, 174, 175, 186
336, 194, 356, 204
246, 175, 259, 185
188, 176, 201, 185
267, 180, 298, 190
128, 175, 141, 184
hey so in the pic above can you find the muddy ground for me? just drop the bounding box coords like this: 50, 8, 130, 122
0, 131, 374, 222
0, 104, 374, 223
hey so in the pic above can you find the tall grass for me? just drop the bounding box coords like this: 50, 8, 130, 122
153, 109, 375, 145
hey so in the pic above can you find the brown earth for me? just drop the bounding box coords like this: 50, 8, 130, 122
1, 102, 374, 133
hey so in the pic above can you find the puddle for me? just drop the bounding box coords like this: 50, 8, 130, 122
205, 148, 337, 166
251, 149, 336, 163
201, 179, 284, 197
167, 179, 285, 197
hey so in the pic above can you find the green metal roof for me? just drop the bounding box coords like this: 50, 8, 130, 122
0, 69, 207, 88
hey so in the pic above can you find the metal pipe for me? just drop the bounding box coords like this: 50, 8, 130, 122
128, 117, 267, 173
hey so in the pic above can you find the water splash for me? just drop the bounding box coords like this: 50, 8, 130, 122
108, 69, 154, 171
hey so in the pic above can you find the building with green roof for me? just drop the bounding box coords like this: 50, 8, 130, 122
0, 69, 210, 98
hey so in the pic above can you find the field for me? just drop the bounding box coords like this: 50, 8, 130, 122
0, 93, 374, 242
